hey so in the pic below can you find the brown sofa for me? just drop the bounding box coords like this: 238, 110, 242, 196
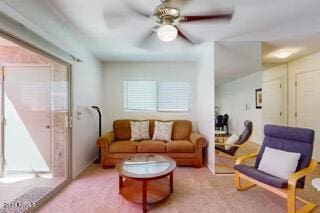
97, 119, 207, 168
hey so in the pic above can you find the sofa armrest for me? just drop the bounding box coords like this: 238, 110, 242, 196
189, 131, 207, 148
97, 131, 115, 148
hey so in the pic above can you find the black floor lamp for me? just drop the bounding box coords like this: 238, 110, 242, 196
91, 106, 101, 164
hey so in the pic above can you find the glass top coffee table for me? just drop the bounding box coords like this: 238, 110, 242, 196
116, 155, 176, 212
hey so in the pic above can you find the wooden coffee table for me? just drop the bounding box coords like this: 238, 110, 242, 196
116, 155, 176, 212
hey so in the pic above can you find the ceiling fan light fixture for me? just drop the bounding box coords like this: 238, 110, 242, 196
157, 24, 177, 42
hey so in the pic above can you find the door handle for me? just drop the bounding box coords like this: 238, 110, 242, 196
46, 125, 50, 129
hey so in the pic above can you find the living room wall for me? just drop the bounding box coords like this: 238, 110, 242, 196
102, 61, 198, 131
196, 43, 215, 173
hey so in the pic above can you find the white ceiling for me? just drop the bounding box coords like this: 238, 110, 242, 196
2, 0, 320, 62
215, 41, 261, 86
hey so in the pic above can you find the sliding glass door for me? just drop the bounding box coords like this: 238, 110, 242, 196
0, 32, 71, 211
3, 65, 52, 174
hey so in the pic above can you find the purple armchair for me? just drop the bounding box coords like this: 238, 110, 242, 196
234, 125, 318, 213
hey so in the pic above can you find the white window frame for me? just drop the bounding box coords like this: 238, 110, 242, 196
123, 81, 191, 112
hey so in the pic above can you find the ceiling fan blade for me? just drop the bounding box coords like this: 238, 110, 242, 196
127, 3, 151, 18
103, 13, 128, 29
136, 29, 156, 48
177, 28, 194, 44
181, 13, 233, 23
103, 9, 153, 30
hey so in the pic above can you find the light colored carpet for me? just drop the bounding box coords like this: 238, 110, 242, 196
38, 164, 320, 213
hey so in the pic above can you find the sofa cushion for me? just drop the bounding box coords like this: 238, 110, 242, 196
234, 164, 288, 188
113, 120, 132, 141
167, 140, 194, 153
138, 140, 166, 153
172, 120, 192, 140
109, 141, 138, 153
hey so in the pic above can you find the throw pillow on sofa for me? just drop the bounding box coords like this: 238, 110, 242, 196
152, 121, 174, 142
130, 121, 150, 141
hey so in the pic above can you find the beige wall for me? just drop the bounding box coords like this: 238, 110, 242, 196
197, 43, 215, 173
102, 61, 198, 132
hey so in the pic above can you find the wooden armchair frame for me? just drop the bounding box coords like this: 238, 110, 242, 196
234, 153, 318, 213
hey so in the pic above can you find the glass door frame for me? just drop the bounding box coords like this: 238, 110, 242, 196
0, 66, 4, 177
0, 32, 73, 183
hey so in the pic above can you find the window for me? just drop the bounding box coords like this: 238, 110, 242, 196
123, 81, 190, 112
158, 82, 190, 111
123, 81, 157, 111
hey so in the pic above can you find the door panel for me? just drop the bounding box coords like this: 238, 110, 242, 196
296, 70, 320, 160
4, 65, 52, 173
263, 78, 282, 125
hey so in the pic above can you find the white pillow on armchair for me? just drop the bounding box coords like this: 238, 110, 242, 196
224, 133, 239, 150
258, 147, 301, 180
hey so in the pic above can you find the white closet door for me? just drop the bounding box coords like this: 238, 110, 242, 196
263, 78, 282, 125
296, 70, 320, 160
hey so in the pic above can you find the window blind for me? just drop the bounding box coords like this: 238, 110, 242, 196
123, 81, 157, 111
158, 82, 190, 112
123, 81, 190, 112
51, 81, 69, 111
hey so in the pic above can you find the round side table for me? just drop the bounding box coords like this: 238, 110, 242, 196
312, 178, 320, 191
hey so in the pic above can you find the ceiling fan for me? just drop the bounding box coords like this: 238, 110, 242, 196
132, 0, 234, 44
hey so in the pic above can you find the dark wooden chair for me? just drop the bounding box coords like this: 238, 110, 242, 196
223, 114, 229, 135
215, 115, 224, 130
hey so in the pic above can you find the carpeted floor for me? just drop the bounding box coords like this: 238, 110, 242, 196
38, 164, 320, 213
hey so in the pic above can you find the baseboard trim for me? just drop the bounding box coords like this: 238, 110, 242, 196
205, 161, 215, 174
215, 173, 234, 176
73, 155, 99, 179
